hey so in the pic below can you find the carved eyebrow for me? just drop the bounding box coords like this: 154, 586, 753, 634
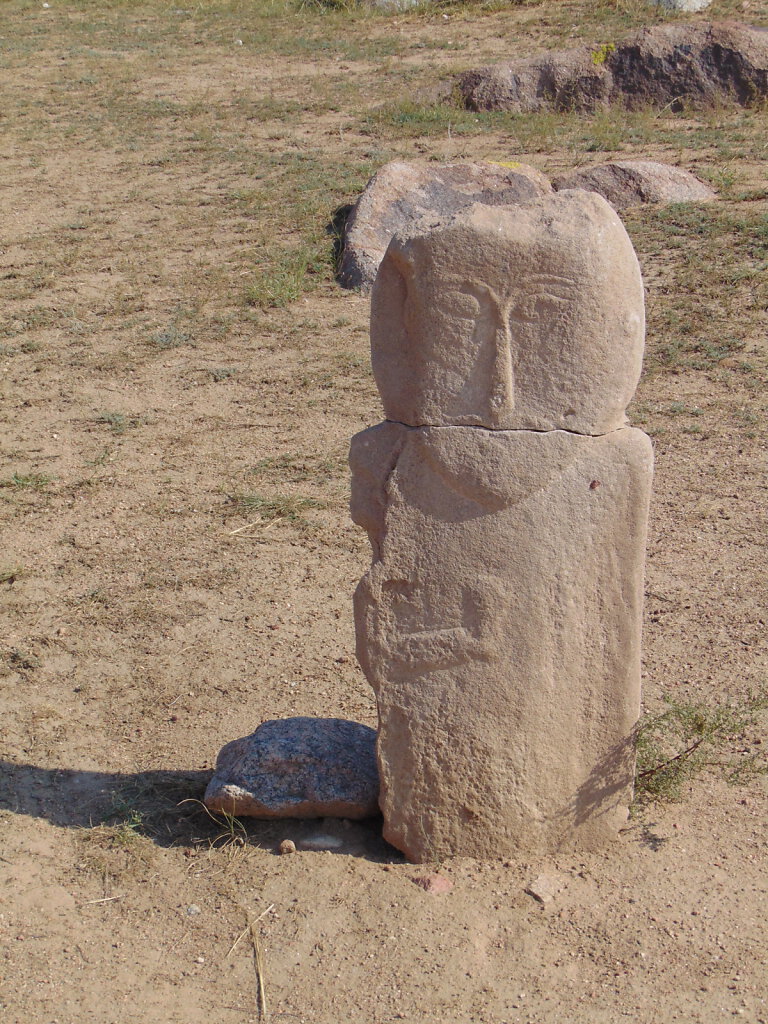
439, 277, 500, 300
439, 273, 580, 303
512, 273, 579, 293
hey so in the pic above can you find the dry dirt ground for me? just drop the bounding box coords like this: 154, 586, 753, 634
1, 1, 767, 1022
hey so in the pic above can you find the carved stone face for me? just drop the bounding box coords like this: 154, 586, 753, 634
370, 192, 645, 435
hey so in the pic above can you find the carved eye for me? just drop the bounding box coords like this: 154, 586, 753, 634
440, 289, 483, 323
512, 291, 573, 324
508, 273, 579, 325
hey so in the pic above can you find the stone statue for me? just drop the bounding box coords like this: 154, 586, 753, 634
351, 192, 653, 862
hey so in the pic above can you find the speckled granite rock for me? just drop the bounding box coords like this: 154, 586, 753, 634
204, 717, 379, 819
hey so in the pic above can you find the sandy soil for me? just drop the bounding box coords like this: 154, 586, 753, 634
1, 1, 767, 1022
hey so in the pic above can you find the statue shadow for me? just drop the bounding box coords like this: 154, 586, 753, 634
327, 203, 353, 279
567, 737, 669, 852
0, 760, 398, 861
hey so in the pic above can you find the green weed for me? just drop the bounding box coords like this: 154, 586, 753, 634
625, 204, 768, 374
590, 42, 615, 66
251, 451, 343, 483
98, 411, 128, 433
668, 403, 703, 416
97, 411, 142, 434
635, 693, 768, 804
7, 648, 41, 671
1, 472, 52, 491
363, 100, 658, 155
297, 0, 360, 12
84, 447, 113, 467
361, 101, 528, 141
179, 799, 248, 853
243, 245, 330, 309
77, 809, 155, 887
101, 810, 145, 847
211, 366, 239, 381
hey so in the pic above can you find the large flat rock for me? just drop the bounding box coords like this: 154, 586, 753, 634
339, 160, 551, 293
554, 160, 716, 210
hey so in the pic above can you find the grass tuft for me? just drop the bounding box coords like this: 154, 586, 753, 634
250, 451, 344, 484
99, 810, 146, 847
179, 799, 249, 853
624, 204, 768, 374
243, 245, 331, 310
97, 411, 143, 434
232, 493, 326, 524
8, 648, 41, 671
149, 325, 193, 350
211, 366, 239, 381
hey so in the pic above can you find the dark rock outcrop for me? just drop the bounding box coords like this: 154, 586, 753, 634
458, 22, 768, 114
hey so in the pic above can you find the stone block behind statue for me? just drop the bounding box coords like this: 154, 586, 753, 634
351, 192, 653, 862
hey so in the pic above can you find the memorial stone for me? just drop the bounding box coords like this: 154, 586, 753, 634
351, 192, 653, 862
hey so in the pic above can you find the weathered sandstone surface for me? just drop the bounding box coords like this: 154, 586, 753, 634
352, 191, 653, 862
370, 194, 645, 436
352, 423, 653, 860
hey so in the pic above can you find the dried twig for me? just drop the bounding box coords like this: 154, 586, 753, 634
226, 924, 249, 959
637, 737, 704, 779
227, 520, 263, 536
227, 903, 274, 1021
228, 515, 285, 538
249, 907, 273, 1022
253, 904, 275, 924
654, 95, 684, 117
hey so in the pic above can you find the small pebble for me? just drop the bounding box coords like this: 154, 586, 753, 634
186, 904, 201, 916
279, 839, 296, 855
411, 873, 453, 894
525, 873, 561, 904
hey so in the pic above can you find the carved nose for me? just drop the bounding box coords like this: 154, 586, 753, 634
488, 318, 514, 420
